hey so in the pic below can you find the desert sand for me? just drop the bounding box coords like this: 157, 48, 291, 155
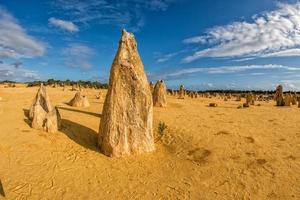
0, 85, 300, 199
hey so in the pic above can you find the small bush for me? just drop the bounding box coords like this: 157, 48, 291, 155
156, 122, 167, 142
158, 122, 167, 136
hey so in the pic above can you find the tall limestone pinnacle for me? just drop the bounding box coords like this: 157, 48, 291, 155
98, 29, 155, 157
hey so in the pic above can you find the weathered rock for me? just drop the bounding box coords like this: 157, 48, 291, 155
98, 29, 155, 157
284, 94, 291, 106
178, 85, 185, 99
153, 80, 167, 107
29, 84, 61, 133
149, 82, 154, 94
245, 93, 254, 106
291, 93, 297, 105
275, 85, 284, 106
31, 104, 47, 130
44, 107, 61, 133
69, 91, 90, 107
29, 84, 52, 120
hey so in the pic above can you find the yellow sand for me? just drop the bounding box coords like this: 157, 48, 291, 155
0, 86, 299, 199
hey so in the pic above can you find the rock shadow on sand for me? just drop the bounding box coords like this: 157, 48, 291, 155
58, 106, 102, 118
23, 108, 31, 127
60, 119, 99, 152
0, 179, 5, 197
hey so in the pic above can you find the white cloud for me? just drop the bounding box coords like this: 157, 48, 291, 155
52, 0, 175, 31
0, 62, 39, 81
164, 64, 300, 78
262, 48, 300, 58
63, 44, 95, 70
157, 52, 179, 63
279, 79, 300, 90
0, 7, 46, 59
183, 3, 300, 62
48, 17, 79, 32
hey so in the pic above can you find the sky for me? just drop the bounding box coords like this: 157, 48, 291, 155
1, 0, 300, 90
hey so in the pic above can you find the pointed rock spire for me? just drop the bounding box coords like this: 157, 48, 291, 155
153, 80, 167, 107
98, 29, 155, 157
29, 84, 61, 133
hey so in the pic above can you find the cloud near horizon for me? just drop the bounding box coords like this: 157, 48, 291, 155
158, 64, 300, 79
183, 3, 300, 63
0, 62, 40, 81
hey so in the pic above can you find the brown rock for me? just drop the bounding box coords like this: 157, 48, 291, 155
275, 85, 284, 106
178, 85, 185, 99
98, 29, 155, 157
29, 84, 61, 133
44, 107, 61, 133
31, 104, 47, 130
29, 84, 52, 120
69, 91, 90, 107
153, 80, 167, 107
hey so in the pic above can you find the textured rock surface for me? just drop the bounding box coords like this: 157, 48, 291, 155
29, 84, 52, 120
69, 91, 90, 107
31, 104, 47, 130
29, 84, 61, 133
153, 80, 167, 107
44, 107, 61, 133
98, 29, 155, 157
275, 85, 284, 106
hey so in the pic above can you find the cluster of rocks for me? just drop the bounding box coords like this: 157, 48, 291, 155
28, 84, 61, 133
26, 30, 300, 159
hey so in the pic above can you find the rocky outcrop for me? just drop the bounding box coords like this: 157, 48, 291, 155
178, 85, 185, 99
275, 85, 284, 106
98, 29, 155, 157
69, 91, 90, 107
153, 80, 167, 107
29, 84, 61, 133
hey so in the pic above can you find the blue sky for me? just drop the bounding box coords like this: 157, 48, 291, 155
1, 0, 300, 90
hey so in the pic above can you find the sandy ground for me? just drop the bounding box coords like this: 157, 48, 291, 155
0, 86, 299, 200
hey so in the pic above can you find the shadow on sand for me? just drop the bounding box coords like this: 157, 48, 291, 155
58, 106, 102, 118
0, 179, 5, 197
22, 108, 32, 127
22, 108, 100, 152
60, 119, 99, 152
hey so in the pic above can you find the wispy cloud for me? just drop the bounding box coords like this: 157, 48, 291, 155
48, 17, 79, 32
63, 43, 95, 70
160, 64, 300, 79
52, 0, 175, 31
0, 7, 46, 59
0, 62, 39, 81
183, 3, 300, 63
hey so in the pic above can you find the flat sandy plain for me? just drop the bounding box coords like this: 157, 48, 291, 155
0, 85, 299, 199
